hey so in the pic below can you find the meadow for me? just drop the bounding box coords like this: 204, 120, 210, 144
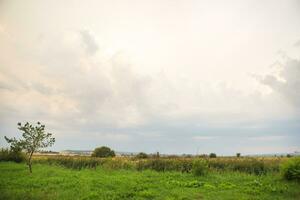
0, 155, 299, 200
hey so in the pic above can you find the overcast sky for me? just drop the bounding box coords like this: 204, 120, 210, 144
0, 0, 299, 155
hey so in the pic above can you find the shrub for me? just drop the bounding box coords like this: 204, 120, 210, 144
209, 153, 217, 158
280, 157, 300, 181
192, 159, 208, 176
0, 148, 10, 161
136, 152, 148, 159
92, 146, 115, 158
0, 148, 25, 163
236, 153, 241, 157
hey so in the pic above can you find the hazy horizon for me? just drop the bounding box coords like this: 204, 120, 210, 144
0, 0, 300, 155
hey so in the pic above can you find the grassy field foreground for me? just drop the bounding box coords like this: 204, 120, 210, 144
0, 162, 299, 200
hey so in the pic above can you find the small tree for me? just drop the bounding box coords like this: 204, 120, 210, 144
236, 153, 241, 158
5, 122, 55, 173
136, 152, 148, 159
92, 146, 115, 158
209, 153, 217, 158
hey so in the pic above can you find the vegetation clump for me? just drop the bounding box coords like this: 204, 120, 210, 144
209, 153, 217, 158
135, 152, 148, 159
91, 146, 115, 158
0, 148, 25, 163
280, 157, 300, 181
192, 159, 208, 176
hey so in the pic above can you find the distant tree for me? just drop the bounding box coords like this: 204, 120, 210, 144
209, 153, 217, 158
5, 122, 55, 173
135, 152, 149, 159
236, 153, 241, 158
287, 154, 292, 158
136, 152, 148, 159
92, 146, 115, 158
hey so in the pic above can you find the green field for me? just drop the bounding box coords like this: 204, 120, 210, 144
0, 162, 299, 200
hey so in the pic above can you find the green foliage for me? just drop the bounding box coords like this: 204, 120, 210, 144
135, 152, 148, 159
2, 162, 299, 200
0, 148, 25, 163
209, 153, 217, 158
236, 153, 241, 157
208, 158, 279, 175
5, 122, 55, 153
192, 159, 208, 176
34, 156, 136, 170
232, 159, 266, 175
36, 156, 100, 170
32, 156, 283, 176
4, 122, 55, 173
280, 157, 300, 181
91, 146, 115, 158
102, 158, 135, 170
136, 159, 193, 173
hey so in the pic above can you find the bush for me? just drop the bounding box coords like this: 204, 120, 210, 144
192, 159, 208, 176
280, 157, 300, 181
0, 148, 25, 163
92, 146, 115, 158
209, 153, 217, 158
136, 152, 148, 159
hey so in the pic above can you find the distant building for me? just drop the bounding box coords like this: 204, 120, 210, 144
60, 150, 93, 156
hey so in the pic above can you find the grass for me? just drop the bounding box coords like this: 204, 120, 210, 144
0, 162, 299, 200
32, 155, 283, 175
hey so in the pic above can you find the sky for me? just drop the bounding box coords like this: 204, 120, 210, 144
0, 0, 299, 155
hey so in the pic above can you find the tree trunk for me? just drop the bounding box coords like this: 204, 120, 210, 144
27, 151, 34, 173
28, 163, 32, 173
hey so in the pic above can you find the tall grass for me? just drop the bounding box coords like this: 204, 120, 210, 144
207, 157, 281, 175
32, 155, 286, 175
280, 157, 300, 181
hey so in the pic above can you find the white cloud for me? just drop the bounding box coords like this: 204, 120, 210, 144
294, 40, 300, 47
258, 58, 300, 110
193, 136, 216, 140
0, 0, 299, 154
248, 135, 286, 141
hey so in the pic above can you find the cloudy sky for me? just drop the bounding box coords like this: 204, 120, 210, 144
0, 0, 299, 155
